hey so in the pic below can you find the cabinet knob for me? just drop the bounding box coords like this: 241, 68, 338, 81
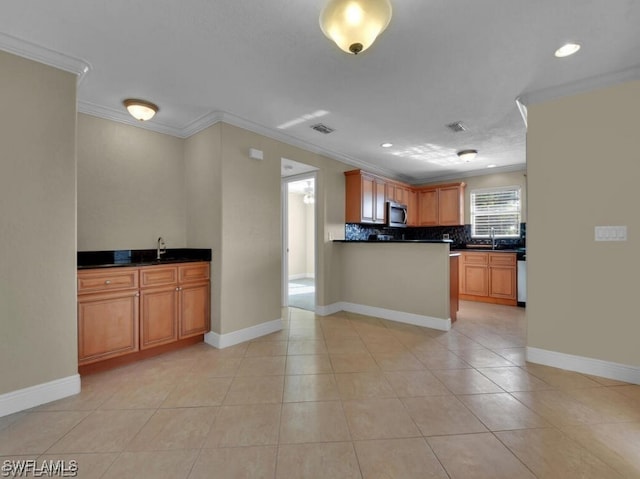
176, 287, 180, 291
105, 280, 111, 285
135, 293, 140, 297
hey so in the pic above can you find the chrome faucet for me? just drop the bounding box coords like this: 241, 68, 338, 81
490, 227, 497, 250
157, 237, 166, 260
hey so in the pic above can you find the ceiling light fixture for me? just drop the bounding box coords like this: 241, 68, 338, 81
319, 0, 392, 55
381, 142, 393, 148
123, 99, 158, 121
487, 164, 497, 169
457, 149, 478, 162
303, 180, 315, 204
554, 42, 581, 58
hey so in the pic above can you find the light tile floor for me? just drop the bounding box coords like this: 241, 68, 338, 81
2, 301, 640, 478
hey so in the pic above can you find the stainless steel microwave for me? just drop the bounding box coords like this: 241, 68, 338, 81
386, 201, 408, 227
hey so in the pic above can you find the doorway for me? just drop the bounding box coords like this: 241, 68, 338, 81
281, 159, 318, 311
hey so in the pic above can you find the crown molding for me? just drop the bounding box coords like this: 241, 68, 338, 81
210, 111, 402, 179
77, 100, 186, 137
411, 163, 526, 185
0, 32, 90, 85
519, 64, 640, 106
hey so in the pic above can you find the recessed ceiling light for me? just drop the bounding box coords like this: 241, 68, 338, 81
487, 164, 497, 169
554, 43, 581, 58
381, 142, 393, 148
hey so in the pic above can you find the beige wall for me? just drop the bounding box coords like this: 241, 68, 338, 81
287, 192, 315, 278
288, 192, 307, 277
527, 80, 640, 367
338, 243, 450, 319
0, 51, 78, 394
423, 170, 527, 223
77, 114, 186, 251
218, 123, 282, 332
184, 124, 223, 333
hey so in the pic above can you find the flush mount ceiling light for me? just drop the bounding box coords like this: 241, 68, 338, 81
554, 42, 581, 58
457, 149, 478, 162
319, 0, 392, 55
123, 99, 158, 121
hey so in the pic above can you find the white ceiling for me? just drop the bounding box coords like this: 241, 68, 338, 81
2, 0, 640, 183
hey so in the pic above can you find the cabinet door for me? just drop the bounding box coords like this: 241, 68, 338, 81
360, 175, 376, 222
418, 189, 438, 226
374, 178, 386, 224
140, 287, 178, 349
179, 282, 210, 338
78, 290, 139, 364
463, 265, 489, 296
438, 185, 463, 225
489, 266, 517, 300
407, 190, 418, 226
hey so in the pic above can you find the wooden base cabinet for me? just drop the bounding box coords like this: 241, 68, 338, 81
78, 290, 139, 364
460, 252, 517, 306
78, 262, 210, 369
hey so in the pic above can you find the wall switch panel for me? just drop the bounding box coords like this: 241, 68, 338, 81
595, 226, 627, 241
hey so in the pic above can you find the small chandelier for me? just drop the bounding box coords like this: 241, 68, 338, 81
123, 99, 158, 121
303, 180, 315, 204
319, 0, 393, 55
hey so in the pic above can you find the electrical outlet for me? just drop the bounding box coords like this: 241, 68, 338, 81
443, 234, 450, 240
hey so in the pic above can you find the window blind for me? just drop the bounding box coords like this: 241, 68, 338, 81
470, 187, 521, 237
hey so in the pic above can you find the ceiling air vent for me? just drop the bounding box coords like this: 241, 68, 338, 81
310, 123, 335, 134
446, 121, 467, 133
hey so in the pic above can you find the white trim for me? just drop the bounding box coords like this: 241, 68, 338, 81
527, 347, 640, 385
314, 302, 451, 332
412, 164, 526, 185
77, 101, 186, 138
204, 318, 283, 349
315, 303, 344, 316
519, 65, 640, 106
0, 375, 81, 418
0, 32, 90, 85
288, 273, 315, 280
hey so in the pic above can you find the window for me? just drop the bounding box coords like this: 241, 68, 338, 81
470, 186, 521, 238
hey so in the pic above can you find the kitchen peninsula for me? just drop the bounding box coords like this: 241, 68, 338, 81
332, 240, 455, 331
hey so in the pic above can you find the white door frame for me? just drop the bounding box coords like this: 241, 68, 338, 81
282, 172, 317, 308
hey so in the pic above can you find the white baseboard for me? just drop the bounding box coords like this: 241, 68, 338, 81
0, 374, 81, 418
527, 347, 640, 385
205, 318, 283, 349
315, 303, 344, 316
288, 274, 315, 280
314, 302, 451, 332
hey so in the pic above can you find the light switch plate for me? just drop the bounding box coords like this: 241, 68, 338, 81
595, 226, 627, 241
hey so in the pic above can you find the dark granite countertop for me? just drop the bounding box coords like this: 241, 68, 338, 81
78, 248, 212, 269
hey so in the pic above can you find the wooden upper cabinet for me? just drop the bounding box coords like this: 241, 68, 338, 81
418, 189, 438, 226
345, 170, 461, 226
407, 190, 418, 226
345, 170, 386, 224
417, 182, 465, 226
438, 184, 465, 226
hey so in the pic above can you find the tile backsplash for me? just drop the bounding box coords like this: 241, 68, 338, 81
345, 223, 526, 248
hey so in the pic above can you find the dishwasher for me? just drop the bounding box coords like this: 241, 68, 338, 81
517, 250, 526, 307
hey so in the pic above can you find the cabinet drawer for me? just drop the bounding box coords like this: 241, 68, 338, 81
78, 268, 139, 293
489, 253, 516, 266
179, 263, 210, 283
463, 252, 489, 265
140, 266, 178, 288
